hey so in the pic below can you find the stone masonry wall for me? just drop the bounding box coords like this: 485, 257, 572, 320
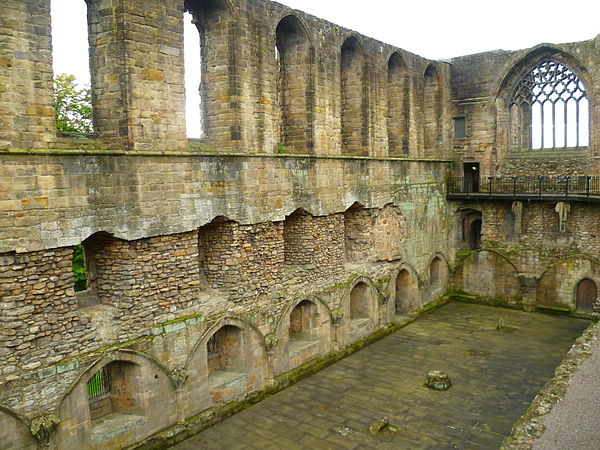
452, 199, 600, 311
0, 0, 55, 150
92, 232, 200, 334
0, 248, 93, 374
284, 212, 345, 280
200, 220, 284, 300
450, 37, 600, 177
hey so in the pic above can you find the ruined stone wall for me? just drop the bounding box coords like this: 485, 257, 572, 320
450, 37, 600, 177
0, 249, 93, 374
0, 0, 55, 150
2, 0, 454, 156
201, 221, 284, 300
451, 199, 600, 311
91, 232, 200, 332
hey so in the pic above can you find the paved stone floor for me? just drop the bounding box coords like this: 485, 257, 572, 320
173, 303, 589, 449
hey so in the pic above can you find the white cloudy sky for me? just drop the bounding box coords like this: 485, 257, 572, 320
51, 0, 599, 137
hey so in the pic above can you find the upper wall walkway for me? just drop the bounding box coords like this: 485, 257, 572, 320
447, 176, 600, 202
171, 302, 588, 449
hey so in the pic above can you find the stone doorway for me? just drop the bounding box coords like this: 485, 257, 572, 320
469, 219, 482, 250
463, 162, 480, 193
576, 279, 597, 313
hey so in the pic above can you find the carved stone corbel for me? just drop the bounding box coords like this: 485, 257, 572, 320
511, 201, 523, 237
264, 334, 279, 352
555, 202, 571, 233
170, 367, 189, 391
331, 308, 344, 326
30, 414, 60, 447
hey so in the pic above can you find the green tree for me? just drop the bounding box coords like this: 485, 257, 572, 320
54, 73, 93, 133
72, 244, 87, 292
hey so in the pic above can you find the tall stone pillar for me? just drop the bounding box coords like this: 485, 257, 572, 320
0, 0, 56, 149
87, 0, 187, 151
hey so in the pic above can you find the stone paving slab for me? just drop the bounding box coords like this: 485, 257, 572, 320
172, 303, 589, 449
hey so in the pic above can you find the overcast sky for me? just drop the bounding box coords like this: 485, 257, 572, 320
51, 0, 599, 137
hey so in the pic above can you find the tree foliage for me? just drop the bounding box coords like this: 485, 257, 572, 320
72, 244, 87, 292
54, 73, 93, 134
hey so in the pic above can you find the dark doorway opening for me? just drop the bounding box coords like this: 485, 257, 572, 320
576, 279, 597, 313
469, 219, 482, 250
463, 162, 480, 193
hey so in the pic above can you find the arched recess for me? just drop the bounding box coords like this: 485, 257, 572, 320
454, 250, 522, 303
276, 14, 313, 153
0, 406, 36, 450
495, 47, 593, 158
341, 36, 368, 156
283, 208, 313, 265
73, 231, 115, 307
457, 209, 483, 250
372, 205, 406, 261
343, 202, 373, 262
423, 64, 442, 155
184, 0, 239, 144
57, 350, 176, 449
185, 316, 268, 408
272, 296, 332, 374
538, 256, 600, 311
395, 264, 420, 314
427, 253, 448, 303
341, 276, 378, 344
387, 52, 409, 156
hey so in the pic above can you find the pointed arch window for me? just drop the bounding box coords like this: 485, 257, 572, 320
510, 59, 589, 150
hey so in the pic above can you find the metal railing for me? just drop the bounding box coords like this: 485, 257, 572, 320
447, 176, 600, 201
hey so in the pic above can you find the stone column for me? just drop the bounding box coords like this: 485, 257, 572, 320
0, 0, 55, 149
87, 0, 187, 151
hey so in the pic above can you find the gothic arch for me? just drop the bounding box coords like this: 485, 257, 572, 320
0, 405, 35, 449
393, 262, 421, 313
186, 315, 268, 369
538, 256, 600, 310
341, 35, 369, 156
58, 349, 173, 413
496, 46, 593, 100
495, 46, 594, 153
274, 295, 333, 336
387, 51, 409, 156
340, 275, 379, 316
423, 63, 442, 154
275, 13, 313, 153
454, 250, 522, 302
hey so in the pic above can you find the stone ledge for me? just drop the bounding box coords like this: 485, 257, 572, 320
501, 320, 600, 449
0, 147, 453, 163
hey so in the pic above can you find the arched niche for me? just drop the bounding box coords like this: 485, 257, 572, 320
341, 277, 378, 345
185, 317, 268, 409
423, 64, 442, 155
495, 47, 593, 162
538, 257, 600, 311
276, 14, 312, 154
184, 0, 238, 144
57, 351, 176, 449
454, 250, 521, 304
395, 265, 420, 315
341, 36, 368, 156
427, 254, 448, 303
0, 407, 36, 450
387, 52, 408, 156
457, 209, 483, 250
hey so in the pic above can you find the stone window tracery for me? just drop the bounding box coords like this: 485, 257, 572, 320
510, 59, 589, 150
